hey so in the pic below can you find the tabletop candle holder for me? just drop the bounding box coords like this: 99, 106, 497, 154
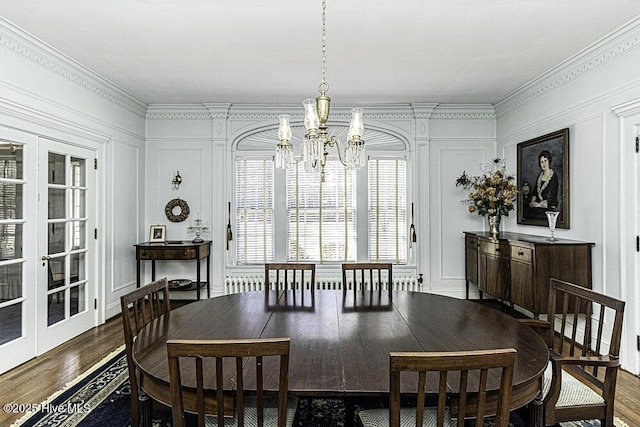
187, 217, 209, 243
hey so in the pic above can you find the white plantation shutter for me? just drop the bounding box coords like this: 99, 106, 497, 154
286, 161, 356, 262
236, 159, 274, 264
368, 158, 407, 263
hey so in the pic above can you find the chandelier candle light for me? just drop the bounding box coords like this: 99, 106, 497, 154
276, 0, 365, 182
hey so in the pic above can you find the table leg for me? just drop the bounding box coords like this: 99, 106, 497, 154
136, 259, 141, 288
529, 389, 544, 427
139, 392, 152, 427
196, 258, 201, 300
344, 397, 355, 427
151, 260, 156, 281
206, 254, 211, 298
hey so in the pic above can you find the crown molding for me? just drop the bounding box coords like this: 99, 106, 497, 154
495, 16, 640, 117
0, 17, 148, 118
146, 104, 213, 120
432, 104, 496, 120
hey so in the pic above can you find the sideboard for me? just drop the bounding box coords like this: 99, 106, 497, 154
134, 240, 211, 300
464, 231, 594, 317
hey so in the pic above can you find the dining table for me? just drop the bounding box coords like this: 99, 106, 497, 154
133, 289, 549, 426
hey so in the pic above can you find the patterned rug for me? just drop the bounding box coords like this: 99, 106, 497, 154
11, 348, 629, 427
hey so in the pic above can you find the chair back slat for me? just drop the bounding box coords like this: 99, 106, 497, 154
342, 263, 393, 300
548, 279, 626, 374
389, 348, 517, 427
167, 337, 291, 427
264, 263, 316, 291
265, 263, 316, 308
120, 278, 170, 427
542, 278, 626, 426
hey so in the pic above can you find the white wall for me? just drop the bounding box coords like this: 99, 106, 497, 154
0, 17, 147, 327
3, 11, 639, 374
495, 18, 640, 374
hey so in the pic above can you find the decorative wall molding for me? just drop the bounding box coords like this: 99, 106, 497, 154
432, 112, 496, 120
495, 17, 640, 117
429, 104, 495, 120
0, 18, 148, 118
146, 112, 212, 120
0, 96, 112, 144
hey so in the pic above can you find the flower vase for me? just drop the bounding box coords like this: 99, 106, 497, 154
488, 215, 501, 235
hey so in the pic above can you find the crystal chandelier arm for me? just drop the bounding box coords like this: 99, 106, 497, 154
327, 135, 350, 168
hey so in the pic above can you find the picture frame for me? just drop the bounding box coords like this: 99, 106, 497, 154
517, 128, 570, 228
149, 224, 167, 243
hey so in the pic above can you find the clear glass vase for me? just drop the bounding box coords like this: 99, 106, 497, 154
546, 211, 559, 241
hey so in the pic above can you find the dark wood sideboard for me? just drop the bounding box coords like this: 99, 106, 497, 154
464, 231, 594, 317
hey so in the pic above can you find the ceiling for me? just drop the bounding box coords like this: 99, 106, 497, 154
1, 1, 640, 107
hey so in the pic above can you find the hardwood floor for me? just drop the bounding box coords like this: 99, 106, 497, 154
0, 315, 125, 426
1, 306, 639, 427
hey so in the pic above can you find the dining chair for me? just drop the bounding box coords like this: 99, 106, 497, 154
167, 337, 298, 427
523, 278, 625, 427
264, 263, 316, 306
357, 348, 517, 427
341, 263, 393, 299
120, 277, 171, 427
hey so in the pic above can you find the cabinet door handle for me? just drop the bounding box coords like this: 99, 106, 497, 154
518, 251, 524, 256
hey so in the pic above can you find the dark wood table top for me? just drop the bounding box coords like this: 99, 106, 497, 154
133, 290, 548, 412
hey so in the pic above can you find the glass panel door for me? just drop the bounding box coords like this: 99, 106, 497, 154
38, 140, 96, 353
0, 143, 25, 344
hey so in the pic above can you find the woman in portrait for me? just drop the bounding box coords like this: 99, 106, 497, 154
529, 150, 558, 211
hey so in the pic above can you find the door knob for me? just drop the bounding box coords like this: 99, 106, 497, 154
42, 255, 51, 261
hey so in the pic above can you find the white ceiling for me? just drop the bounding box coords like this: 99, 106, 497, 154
1, 0, 640, 106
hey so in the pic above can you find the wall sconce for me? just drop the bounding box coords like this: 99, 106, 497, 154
172, 171, 182, 189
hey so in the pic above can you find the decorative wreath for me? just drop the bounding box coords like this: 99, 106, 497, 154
165, 198, 190, 223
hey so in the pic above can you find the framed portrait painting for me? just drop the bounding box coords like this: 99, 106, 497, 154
149, 224, 167, 243
517, 128, 570, 228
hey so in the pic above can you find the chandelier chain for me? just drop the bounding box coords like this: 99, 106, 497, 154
319, 0, 329, 95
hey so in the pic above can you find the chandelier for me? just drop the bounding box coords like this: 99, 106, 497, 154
276, 0, 365, 181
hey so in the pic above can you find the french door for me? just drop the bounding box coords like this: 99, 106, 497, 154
37, 139, 97, 353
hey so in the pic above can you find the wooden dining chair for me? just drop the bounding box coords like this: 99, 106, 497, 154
167, 337, 298, 427
120, 277, 171, 427
264, 263, 316, 292
357, 348, 517, 427
528, 278, 625, 427
264, 263, 316, 306
341, 263, 393, 299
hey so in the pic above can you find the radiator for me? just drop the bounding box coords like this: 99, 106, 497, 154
224, 275, 421, 294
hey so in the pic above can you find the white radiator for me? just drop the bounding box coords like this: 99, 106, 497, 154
224, 275, 421, 294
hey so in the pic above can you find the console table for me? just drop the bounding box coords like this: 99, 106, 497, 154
134, 240, 211, 299
464, 231, 593, 317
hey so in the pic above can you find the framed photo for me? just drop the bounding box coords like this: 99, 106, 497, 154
517, 128, 570, 228
149, 224, 167, 243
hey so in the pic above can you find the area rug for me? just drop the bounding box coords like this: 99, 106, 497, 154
11, 348, 630, 427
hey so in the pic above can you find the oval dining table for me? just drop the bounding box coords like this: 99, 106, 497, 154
133, 289, 549, 426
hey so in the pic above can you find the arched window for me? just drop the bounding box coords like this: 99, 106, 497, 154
235, 124, 408, 265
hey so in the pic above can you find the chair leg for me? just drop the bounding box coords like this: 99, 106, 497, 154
130, 390, 139, 427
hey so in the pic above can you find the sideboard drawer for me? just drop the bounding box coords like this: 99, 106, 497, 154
479, 240, 509, 258
511, 246, 533, 263
138, 248, 197, 260
465, 234, 478, 249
